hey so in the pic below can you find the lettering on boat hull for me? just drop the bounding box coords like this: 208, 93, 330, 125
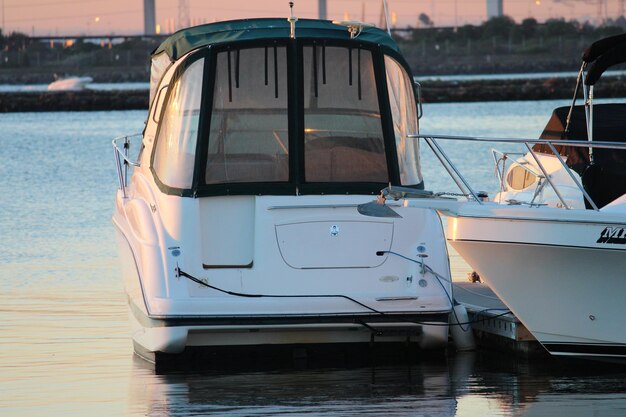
597, 227, 626, 244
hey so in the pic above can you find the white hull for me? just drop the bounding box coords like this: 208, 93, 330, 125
446, 204, 626, 358
125, 302, 449, 359
114, 194, 453, 358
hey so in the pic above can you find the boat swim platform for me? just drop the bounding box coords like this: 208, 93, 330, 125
453, 282, 547, 357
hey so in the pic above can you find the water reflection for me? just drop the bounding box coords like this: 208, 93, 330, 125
3, 107, 626, 416
130, 356, 456, 416
452, 353, 626, 417
125, 350, 626, 417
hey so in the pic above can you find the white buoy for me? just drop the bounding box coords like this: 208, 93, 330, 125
450, 303, 476, 351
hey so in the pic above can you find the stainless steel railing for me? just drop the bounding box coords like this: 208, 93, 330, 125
410, 134, 626, 211
112, 133, 142, 199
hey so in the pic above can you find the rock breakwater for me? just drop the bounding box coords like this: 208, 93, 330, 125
1, 76, 624, 112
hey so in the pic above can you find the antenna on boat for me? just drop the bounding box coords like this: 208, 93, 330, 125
288, 2, 298, 39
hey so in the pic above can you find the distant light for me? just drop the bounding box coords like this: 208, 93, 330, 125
392, 11, 397, 27
535, 0, 541, 5
156, 24, 161, 35
94, 16, 100, 23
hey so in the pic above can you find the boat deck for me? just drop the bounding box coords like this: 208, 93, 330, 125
453, 282, 546, 357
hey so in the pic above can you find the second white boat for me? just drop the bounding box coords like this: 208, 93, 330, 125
361, 34, 626, 360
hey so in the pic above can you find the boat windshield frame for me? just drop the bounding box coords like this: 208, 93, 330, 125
149, 37, 422, 198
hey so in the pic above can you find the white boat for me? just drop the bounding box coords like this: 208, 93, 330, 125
368, 136, 626, 360
47, 76, 93, 91
493, 35, 626, 211
112, 17, 454, 364
360, 34, 626, 360
437, 194, 626, 358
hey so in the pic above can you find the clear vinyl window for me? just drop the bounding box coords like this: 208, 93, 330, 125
302, 45, 388, 183
507, 165, 537, 190
385, 56, 422, 186
153, 58, 204, 189
205, 47, 289, 184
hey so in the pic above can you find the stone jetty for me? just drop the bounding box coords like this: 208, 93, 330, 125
0, 76, 624, 112
0, 89, 148, 112
421, 76, 626, 103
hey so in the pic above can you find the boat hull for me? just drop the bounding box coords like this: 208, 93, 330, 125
114, 194, 454, 362
127, 303, 450, 362
449, 214, 626, 359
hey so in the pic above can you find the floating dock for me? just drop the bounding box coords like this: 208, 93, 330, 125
453, 282, 547, 357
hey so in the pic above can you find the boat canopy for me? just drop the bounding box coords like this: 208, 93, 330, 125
582, 33, 626, 63
149, 18, 402, 101
149, 18, 422, 198
585, 43, 626, 86
153, 18, 402, 61
539, 104, 626, 167
581, 33, 626, 86
538, 104, 626, 207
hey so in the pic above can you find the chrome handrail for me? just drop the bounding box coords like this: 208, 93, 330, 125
491, 149, 557, 206
491, 150, 533, 201
412, 134, 626, 150
545, 142, 599, 210
112, 133, 142, 199
422, 136, 481, 202
410, 134, 626, 210
522, 142, 570, 209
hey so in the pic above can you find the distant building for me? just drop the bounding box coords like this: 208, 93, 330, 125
144, 0, 156, 35
486, 0, 503, 19
319, 0, 327, 20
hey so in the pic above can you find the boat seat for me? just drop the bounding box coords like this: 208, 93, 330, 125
205, 153, 288, 184
205, 146, 387, 184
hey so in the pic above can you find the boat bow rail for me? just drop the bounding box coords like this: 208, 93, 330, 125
112, 133, 142, 198
410, 134, 626, 211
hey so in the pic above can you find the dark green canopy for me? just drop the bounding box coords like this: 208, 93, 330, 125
153, 18, 400, 62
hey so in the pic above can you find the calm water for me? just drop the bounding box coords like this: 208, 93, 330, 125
2, 102, 626, 416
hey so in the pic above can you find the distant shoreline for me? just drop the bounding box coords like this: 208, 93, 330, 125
1, 76, 625, 112
0, 89, 148, 112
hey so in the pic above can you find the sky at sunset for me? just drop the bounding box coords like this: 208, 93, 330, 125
1, 0, 619, 36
